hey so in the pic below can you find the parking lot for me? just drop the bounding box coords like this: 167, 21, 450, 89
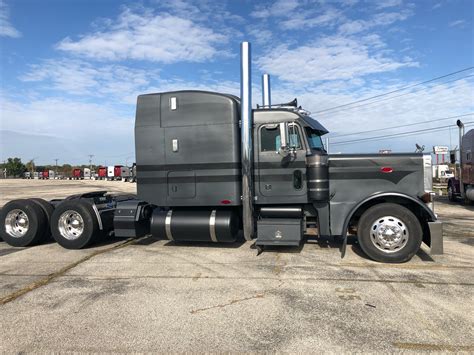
0, 179, 473, 352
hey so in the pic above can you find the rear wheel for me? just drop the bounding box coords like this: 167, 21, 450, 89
30, 198, 55, 239
357, 203, 422, 263
0, 199, 48, 247
51, 200, 102, 249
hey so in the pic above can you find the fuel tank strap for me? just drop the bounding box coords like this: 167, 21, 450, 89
209, 210, 217, 242
165, 210, 174, 241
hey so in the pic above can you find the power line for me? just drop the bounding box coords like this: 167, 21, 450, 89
319, 74, 474, 117
332, 123, 474, 146
313, 66, 474, 115
330, 113, 474, 138
331, 121, 474, 146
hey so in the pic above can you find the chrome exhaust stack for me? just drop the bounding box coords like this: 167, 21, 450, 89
262, 73, 271, 107
457, 119, 465, 200
240, 41, 254, 241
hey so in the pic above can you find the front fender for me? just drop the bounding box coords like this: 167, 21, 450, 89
340, 192, 436, 258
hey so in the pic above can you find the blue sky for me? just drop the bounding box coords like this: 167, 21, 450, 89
0, 0, 473, 165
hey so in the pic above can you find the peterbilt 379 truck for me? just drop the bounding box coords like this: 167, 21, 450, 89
448, 121, 474, 203
0, 42, 442, 263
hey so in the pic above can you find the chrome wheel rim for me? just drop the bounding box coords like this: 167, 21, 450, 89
370, 216, 409, 253
5, 209, 29, 238
58, 210, 84, 240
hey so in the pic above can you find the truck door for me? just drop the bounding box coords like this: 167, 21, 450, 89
257, 122, 307, 201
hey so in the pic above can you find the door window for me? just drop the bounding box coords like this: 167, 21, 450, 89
260, 124, 302, 152
261, 125, 280, 152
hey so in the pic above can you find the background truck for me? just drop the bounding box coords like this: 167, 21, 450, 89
72, 168, 83, 180
107, 166, 115, 180
447, 122, 474, 203
97, 166, 107, 180
0, 42, 442, 263
120, 166, 131, 182
432, 164, 454, 181
114, 165, 124, 180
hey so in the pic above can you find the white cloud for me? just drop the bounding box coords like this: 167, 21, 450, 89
0, 1, 21, 38
251, 0, 300, 18
269, 77, 474, 153
257, 36, 418, 83
338, 10, 412, 34
19, 58, 241, 105
281, 9, 341, 30
56, 7, 228, 63
20, 59, 159, 104
449, 19, 466, 28
0, 94, 135, 163
375, 0, 403, 9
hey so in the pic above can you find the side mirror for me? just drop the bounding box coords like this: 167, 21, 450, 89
449, 150, 456, 164
278, 122, 290, 156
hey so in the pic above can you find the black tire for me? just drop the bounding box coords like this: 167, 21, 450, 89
50, 200, 102, 249
30, 198, 55, 239
357, 203, 422, 263
448, 184, 456, 202
0, 199, 48, 247
30, 198, 54, 221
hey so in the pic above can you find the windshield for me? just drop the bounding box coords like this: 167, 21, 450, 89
305, 127, 325, 151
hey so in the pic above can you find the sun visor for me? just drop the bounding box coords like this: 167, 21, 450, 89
301, 115, 329, 135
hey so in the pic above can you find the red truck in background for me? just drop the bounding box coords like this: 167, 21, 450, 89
42, 170, 49, 179
114, 165, 123, 179
97, 166, 107, 180
448, 121, 473, 203
72, 168, 83, 180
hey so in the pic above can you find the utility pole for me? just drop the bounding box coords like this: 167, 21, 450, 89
88, 154, 94, 172
54, 158, 59, 177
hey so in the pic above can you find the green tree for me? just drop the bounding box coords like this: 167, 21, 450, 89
25, 160, 35, 174
5, 157, 26, 177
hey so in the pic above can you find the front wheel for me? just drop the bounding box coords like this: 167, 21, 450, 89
448, 184, 456, 202
357, 203, 422, 263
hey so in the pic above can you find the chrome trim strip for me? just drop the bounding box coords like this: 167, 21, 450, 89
92, 204, 103, 230
309, 179, 328, 183
307, 163, 328, 167
209, 210, 217, 243
309, 188, 329, 191
165, 210, 174, 241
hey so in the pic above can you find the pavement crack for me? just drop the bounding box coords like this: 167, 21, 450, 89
393, 342, 474, 351
0, 237, 144, 306
190, 293, 265, 314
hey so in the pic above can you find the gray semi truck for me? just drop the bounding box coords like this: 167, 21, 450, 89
0, 42, 442, 263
